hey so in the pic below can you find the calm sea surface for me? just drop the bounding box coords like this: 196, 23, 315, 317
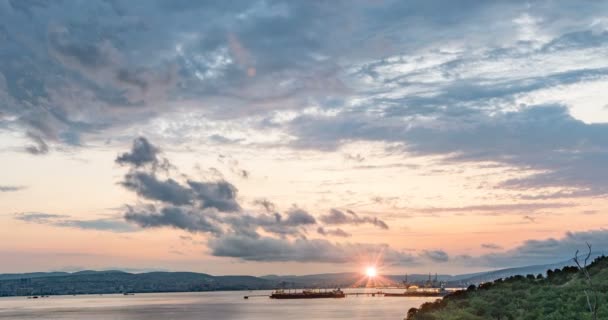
0, 289, 436, 319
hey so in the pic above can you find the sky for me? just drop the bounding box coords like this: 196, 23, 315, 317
1, 0, 608, 276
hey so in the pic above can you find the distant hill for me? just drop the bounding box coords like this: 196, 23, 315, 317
0, 271, 276, 296
445, 259, 577, 286
0, 257, 598, 297
0, 270, 128, 281
447, 252, 606, 286
259, 261, 588, 288
406, 255, 608, 320
0, 272, 70, 281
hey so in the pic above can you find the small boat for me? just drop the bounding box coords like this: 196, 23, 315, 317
123, 292, 135, 296
270, 289, 345, 299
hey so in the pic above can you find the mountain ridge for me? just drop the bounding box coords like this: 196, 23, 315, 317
0, 257, 587, 297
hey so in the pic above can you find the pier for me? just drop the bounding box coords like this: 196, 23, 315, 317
346, 291, 384, 297
244, 292, 383, 299
244, 289, 456, 299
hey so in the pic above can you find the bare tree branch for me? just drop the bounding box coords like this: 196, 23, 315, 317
573, 242, 597, 320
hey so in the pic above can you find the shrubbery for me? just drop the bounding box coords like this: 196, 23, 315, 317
407, 256, 608, 320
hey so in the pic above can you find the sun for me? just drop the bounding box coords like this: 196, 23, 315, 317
365, 266, 377, 277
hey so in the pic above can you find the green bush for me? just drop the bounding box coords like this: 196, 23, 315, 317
407, 256, 608, 320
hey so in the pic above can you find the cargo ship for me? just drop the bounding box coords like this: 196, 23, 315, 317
270, 289, 345, 299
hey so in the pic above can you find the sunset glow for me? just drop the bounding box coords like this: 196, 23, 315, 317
1, 1, 607, 280
365, 267, 377, 278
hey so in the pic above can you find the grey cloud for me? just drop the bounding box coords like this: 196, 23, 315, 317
344, 153, 365, 162
481, 243, 503, 250
319, 209, 389, 230
187, 180, 241, 212
3, 0, 608, 156
284, 208, 316, 226
15, 212, 66, 223
120, 170, 241, 212
47, 29, 115, 71
115, 139, 406, 262
208, 134, 244, 145
124, 205, 222, 235
179, 235, 193, 241
289, 105, 608, 197
421, 250, 449, 263
8, 0, 50, 16
542, 30, 608, 51
24, 132, 50, 155
116, 137, 241, 212
252, 198, 276, 213
115, 137, 160, 168
218, 156, 250, 180
317, 227, 351, 238
238, 170, 249, 179
121, 172, 193, 206
223, 208, 316, 238
353, 163, 420, 170
47, 25, 178, 105
14, 212, 135, 233
209, 234, 415, 264
221, 214, 274, 238
417, 202, 574, 214
2, 0, 350, 152
57, 218, 137, 232
0, 185, 25, 192
116, 138, 306, 239
471, 229, 608, 267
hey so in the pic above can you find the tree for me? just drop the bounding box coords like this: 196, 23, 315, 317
573, 242, 598, 320
406, 307, 418, 319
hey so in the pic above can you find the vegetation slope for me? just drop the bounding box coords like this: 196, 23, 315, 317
407, 255, 608, 320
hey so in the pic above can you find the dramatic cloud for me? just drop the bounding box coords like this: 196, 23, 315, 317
319, 209, 389, 230
124, 205, 222, 235
115, 139, 302, 236
119, 172, 241, 212
288, 105, 608, 197
116, 137, 412, 263
14, 212, 135, 233
2, 0, 607, 165
6, 1, 608, 270
116, 137, 241, 212
209, 234, 415, 264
